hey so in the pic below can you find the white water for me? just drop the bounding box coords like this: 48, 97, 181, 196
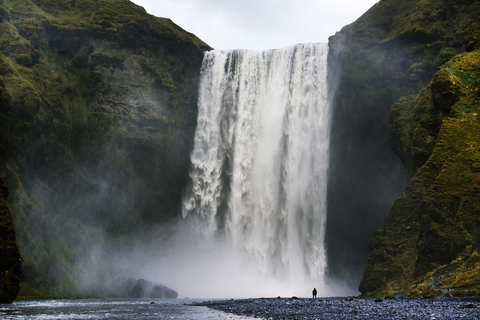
0, 299, 256, 319
181, 43, 331, 297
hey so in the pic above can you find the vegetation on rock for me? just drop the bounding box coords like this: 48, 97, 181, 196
0, 0, 211, 298
328, 0, 480, 290
359, 22, 480, 298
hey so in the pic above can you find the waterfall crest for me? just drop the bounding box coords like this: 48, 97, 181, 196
182, 43, 331, 292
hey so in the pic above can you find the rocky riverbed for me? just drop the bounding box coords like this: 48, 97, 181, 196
194, 296, 480, 319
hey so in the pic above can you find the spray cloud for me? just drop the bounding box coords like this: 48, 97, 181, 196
154, 43, 354, 298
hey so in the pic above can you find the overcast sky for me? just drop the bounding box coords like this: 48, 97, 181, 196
130, 0, 379, 50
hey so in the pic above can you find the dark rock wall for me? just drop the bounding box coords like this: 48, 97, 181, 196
0, 176, 21, 303
0, 0, 211, 297
327, 0, 480, 289
359, 23, 480, 297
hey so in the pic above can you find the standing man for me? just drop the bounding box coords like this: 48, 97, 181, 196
312, 288, 317, 299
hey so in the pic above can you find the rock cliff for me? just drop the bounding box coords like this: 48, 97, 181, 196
0, 0, 211, 298
327, 0, 480, 289
0, 176, 21, 303
359, 22, 480, 298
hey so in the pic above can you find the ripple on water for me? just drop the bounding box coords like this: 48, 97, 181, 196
0, 299, 257, 320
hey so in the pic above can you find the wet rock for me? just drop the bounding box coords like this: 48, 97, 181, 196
123, 278, 178, 299
460, 302, 477, 309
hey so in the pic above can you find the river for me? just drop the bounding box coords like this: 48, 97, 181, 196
0, 299, 255, 320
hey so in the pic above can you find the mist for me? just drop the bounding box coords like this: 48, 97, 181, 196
91, 219, 356, 299
71, 43, 360, 300
324, 23, 413, 288
16, 41, 371, 299
7, 38, 369, 300
8, 39, 371, 299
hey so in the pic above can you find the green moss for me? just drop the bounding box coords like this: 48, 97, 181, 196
155, 17, 213, 51
361, 24, 480, 298
0, 0, 207, 298
331, 0, 480, 93
21, 0, 212, 51
408, 286, 443, 299
434, 250, 480, 290
328, 2, 480, 288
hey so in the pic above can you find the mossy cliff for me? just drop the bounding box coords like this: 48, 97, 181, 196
359, 23, 480, 298
0, 0, 211, 298
0, 175, 21, 303
327, 0, 480, 288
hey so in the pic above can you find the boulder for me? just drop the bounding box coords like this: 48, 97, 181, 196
124, 278, 178, 299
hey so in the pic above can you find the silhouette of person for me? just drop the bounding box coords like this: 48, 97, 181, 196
312, 287, 317, 299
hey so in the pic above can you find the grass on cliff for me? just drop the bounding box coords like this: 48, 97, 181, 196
362, 36, 480, 298
4, 0, 211, 51
330, 0, 480, 97
408, 247, 480, 298
443, 51, 480, 116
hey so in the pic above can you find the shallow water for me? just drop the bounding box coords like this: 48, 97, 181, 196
0, 299, 255, 320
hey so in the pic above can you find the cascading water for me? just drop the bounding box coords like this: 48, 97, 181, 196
182, 43, 331, 296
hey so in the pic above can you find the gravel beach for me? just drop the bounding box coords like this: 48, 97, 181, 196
194, 296, 480, 319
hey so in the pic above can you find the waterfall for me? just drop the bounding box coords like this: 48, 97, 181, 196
182, 43, 331, 294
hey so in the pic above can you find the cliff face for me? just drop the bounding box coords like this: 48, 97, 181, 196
0, 176, 21, 303
0, 0, 211, 297
327, 0, 480, 288
359, 23, 480, 298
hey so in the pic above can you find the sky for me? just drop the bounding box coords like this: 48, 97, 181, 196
130, 0, 380, 50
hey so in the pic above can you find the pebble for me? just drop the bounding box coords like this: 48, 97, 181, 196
193, 296, 480, 320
